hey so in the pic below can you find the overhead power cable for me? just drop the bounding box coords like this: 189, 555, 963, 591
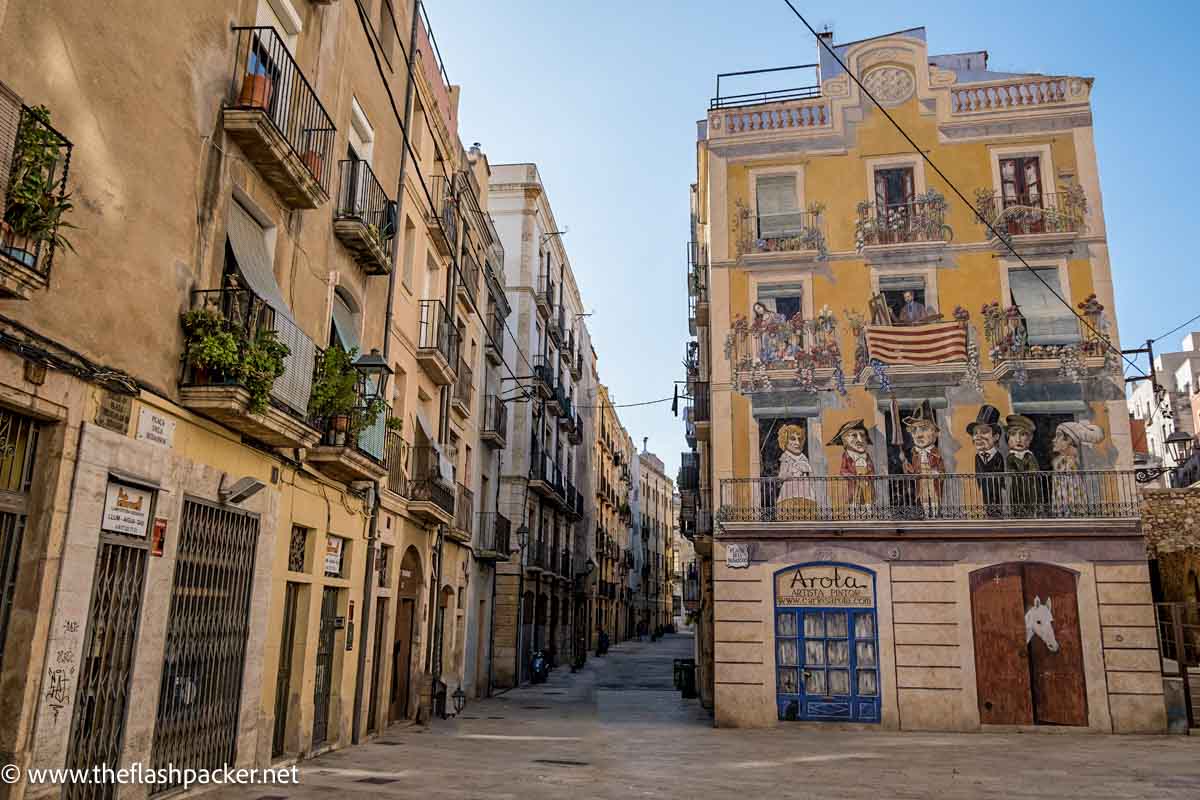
780, 0, 1149, 382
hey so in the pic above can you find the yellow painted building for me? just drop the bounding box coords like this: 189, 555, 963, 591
685, 27, 1163, 732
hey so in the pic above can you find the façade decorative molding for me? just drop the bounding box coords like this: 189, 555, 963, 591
862, 66, 915, 106
858, 46, 912, 70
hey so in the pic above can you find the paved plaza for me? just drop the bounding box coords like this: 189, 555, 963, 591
198, 634, 1200, 800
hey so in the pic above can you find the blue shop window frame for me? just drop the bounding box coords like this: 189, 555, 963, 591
774, 563, 881, 723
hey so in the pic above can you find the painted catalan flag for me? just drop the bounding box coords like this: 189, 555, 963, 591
865, 322, 968, 366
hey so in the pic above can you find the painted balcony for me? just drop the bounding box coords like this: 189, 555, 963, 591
0, 85, 72, 298
333, 159, 395, 275
855, 195, 952, 251
307, 400, 390, 483
224, 27, 334, 209
179, 289, 319, 449
717, 471, 1140, 531
476, 512, 511, 562
416, 299, 459, 385
974, 188, 1087, 244
480, 394, 507, 448
724, 309, 841, 395
425, 173, 457, 257
735, 203, 827, 262
949, 77, 1084, 115
981, 303, 1109, 380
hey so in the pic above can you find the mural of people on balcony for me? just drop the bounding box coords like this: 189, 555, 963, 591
902, 401, 943, 517
774, 424, 818, 520
1006, 414, 1047, 516
1052, 420, 1104, 516
968, 405, 1006, 518
828, 419, 875, 508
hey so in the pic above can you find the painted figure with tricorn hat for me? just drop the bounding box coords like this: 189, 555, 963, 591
968, 405, 1005, 517
1006, 414, 1047, 515
902, 400, 943, 517
828, 419, 875, 507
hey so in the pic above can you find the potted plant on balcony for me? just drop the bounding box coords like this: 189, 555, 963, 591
241, 328, 290, 414
2, 105, 75, 269
180, 306, 240, 386
308, 345, 385, 446
237, 65, 273, 110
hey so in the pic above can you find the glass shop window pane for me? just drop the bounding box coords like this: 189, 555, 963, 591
804, 613, 824, 638
856, 640, 878, 667
776, 611, 797, 637
858, 669, 879, 696
805, 640, 825, 666
825, 611, 848, 638
827, 640, 850, 666
778, 640, 799, 666
855, 613, 875, 639
804, 669, 826, 695
829, 669, 850, 696
778, 668, 799, 694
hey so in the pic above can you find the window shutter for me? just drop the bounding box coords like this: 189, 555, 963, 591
755, 175, 801, 238
1008, 268, 1078, 344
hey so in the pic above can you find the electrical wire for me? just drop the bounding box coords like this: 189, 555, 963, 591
1152, 311, 1200, 346
779, 0, 1150, 382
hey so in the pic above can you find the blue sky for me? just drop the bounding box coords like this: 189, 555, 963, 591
430, 0, 1200, 479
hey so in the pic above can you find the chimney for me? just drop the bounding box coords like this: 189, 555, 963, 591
643, 436, 648, 453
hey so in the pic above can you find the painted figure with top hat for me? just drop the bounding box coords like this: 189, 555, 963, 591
968, 405, 1006, 517
902, 400, 943, 517
828, 419, 875, 508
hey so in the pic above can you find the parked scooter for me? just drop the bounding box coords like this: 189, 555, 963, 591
530, 649, 550, 684
597, 630, 610, 656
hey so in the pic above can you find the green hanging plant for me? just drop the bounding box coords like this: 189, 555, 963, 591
309, 345, 361, 420
3, 105, 76, 256
181, 307, 240, 377
241, 328, 290, 414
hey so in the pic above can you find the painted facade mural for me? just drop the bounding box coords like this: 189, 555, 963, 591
774, 563, 880, 723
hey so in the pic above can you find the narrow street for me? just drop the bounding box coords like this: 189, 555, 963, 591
208, 634, 1200, 800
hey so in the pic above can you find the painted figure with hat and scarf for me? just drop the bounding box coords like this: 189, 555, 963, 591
828, 419, 875, 509
968, 405, 1006, 517
902, 400, 943, 517
1053, 420, 1104, 516
1005, 414, 1046, 516
775, 423, 818, 520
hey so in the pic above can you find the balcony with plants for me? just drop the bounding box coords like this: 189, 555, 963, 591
304, 345, 394, 483
179, 289, 319, 448
0, 89, 73, 298
724, 305, 841, 396
225, 27, 335, 209
734, 199, 827, 262
981, 295, 1113, 381
973, 184, 1086, 246
416, 299, 459, 385
854, 192, 952, 252
333, 158, 395, 275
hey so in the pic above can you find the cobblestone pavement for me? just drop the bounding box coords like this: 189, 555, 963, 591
206, 633, 1200, 799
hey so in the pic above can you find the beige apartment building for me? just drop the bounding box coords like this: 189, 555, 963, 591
0, 1, 517, 797
592, 385, 636, 646
636, 450, 675, 632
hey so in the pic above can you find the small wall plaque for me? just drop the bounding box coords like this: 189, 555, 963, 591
136, 407, 176, 448
726, 542, 752, 569
95, 391, 132, 435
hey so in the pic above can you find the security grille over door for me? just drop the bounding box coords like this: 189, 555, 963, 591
0, 407, 39, 670
64, 540, 149, 800
312, 586, 339, 745
0, 512, 26, 671
150, 499, 259, 793
272, 582, 301, 757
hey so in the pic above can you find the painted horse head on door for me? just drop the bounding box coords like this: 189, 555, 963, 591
1025, 596, 1060, 652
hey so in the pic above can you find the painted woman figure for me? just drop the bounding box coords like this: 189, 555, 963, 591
1052, 420, 1104, 516
775, 424, 818, 520
828, 420, 875, 511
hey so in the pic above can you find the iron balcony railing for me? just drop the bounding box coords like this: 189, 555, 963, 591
690, 382, 710, 424
976, 190, 1086, 238
678, 452, 699, 492
482, 394, 506, 442
560, 548, 572, 577
486, 306, 506, 353
739, 208, 825, 256
417, 299, 460, 368
181, 288, 317, 421
458, 249, 480, 304
718, 471, 1141, 524
856, 197, 952, 247
229, 26, 335, 191
529, 538, 548, 570
710, 63, 821, 110
537, 272, 555, 313
0, 92, 73, 278
384, 429, 410, 496
428, 173, 458, 253
334, 158, 395, 243
532, 355, 554, 396
477, 512, 511, 556
405, 444, 455, 516
454, 484, 474, 535
452, 356, 473, 411
314, 398, 389, 464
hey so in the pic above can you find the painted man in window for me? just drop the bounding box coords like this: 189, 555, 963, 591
828, 420, 875, 508
901, 401, 943, 517
968, 405, 1005, 518
897, 290, 929, 325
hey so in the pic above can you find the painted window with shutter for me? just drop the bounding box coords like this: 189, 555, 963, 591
755, 175, 801, 238
1000, 157, 1042, 207
1008, 267, 1078, 344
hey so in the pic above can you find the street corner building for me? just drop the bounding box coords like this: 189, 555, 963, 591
0, 1, 534, 797
680, 26, 1165, 733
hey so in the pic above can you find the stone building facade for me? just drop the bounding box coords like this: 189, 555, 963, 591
592, 385, 636, 647
0, 1, 520, 796
682, 26, 1162, 732
636, 450, 675, 632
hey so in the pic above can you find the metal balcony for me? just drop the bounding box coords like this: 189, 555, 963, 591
416, 299, 459, 385
481, 394, 507, 448
451, 356, 473, 417
333, 159, 395, 274
403, 445, 455, 524
476, 512, 511, 561
308, 398, 390, 483
536, 273, 554, 319
426, 173, 458, 256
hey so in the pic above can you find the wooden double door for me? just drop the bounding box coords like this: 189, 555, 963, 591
970, 563, 1087, 726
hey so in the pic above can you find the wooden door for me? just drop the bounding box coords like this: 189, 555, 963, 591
389, 598, 415, 722
970, 564, 1034, 724
1023, 564, 1088, 725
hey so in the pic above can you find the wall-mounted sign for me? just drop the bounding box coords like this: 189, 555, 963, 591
726, 542, 752, 569
95, 391, 132, 435
151, 517, 168, 556
136, 408, 176, 448
324, 536, 344, 576
102, 481, 153, 537
775, 564, 874, 608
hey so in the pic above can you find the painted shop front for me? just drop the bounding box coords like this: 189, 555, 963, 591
715, 533, 1164, 733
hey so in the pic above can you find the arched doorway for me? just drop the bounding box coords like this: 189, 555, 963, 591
389, 546, 422, 723
970, 562, 1087, 726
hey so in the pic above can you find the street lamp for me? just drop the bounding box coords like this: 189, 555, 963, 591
353, 348, 392, 403
452, 686, 466, 715
1135, 430, 1195, 484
